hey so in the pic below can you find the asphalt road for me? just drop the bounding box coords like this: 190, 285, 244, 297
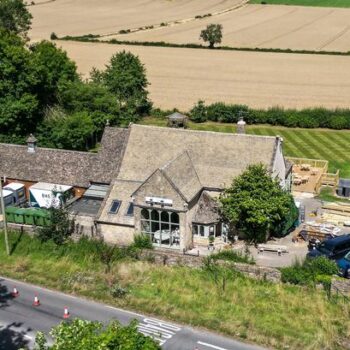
0, 276, 265, 350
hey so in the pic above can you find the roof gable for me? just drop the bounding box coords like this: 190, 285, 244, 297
161, 151, 202, 202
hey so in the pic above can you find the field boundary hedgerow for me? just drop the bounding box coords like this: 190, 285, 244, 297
56, 35, 350, 57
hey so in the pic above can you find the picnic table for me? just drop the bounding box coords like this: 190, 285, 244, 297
300, 163, 311, 171
257, 244, 288, 255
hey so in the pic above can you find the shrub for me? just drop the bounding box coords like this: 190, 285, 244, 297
133, 234, 153, 249
281, 257, 338, 286
329, 115, 349, 129
189, 100, 207, 122
305, 256, 338, 276
110, 282, 128, 298
50, 32, 58, 40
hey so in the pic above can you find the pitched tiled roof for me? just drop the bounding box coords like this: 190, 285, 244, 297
0, 127, 128, 188
117, 124, 278, 189
161, 151, 202, 202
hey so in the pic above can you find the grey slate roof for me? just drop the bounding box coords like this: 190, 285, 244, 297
167, 112, 188, 121
0, 127, 128, 188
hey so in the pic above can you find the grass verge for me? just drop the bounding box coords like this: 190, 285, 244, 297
0, 231, 349, 350
139, 118, 350, 178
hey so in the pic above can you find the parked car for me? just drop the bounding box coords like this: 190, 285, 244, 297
337, 251, 350, 278
307, 234, 350, 260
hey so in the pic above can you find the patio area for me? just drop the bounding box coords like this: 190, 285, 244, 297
292, 163, 323, 193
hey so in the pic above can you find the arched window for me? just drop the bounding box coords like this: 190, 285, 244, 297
161, 211, 169, 222
141, 208, 149, 220
171, 212, 179, 224
151, 210, 159, 221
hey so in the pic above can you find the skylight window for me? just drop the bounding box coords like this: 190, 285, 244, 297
126, 203, 134, 216
109, 200, 121, 214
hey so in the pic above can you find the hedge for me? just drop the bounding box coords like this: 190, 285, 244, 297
58, 35, 350, 57
189, 101, 350, 130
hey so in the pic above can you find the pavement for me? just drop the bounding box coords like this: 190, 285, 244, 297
0, 276, 266, 350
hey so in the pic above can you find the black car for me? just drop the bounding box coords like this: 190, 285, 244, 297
307, 234, 350, 260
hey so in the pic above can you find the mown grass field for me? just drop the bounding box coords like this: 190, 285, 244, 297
140, 118, 350, 178
249, 0, 350, 7
0, 232, 349, 350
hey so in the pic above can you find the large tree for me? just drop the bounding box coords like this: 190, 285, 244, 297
200, 24, 223, 48
0, 0, 32, 39
34, 319, 161, 350
0, 29, 40, 135
96, 51, 151, 118
219, 164, 295, 244
30, 41, 78, 106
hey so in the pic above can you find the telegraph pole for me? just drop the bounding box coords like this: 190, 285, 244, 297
0, 178, 10, 255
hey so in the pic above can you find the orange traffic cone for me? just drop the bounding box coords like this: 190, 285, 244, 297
63, 306, 70, 319
12, 287, 19, 297
33, 294, 40, 306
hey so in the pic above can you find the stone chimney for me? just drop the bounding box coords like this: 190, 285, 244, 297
27, 134, 37, 153
237, 116, 246, 134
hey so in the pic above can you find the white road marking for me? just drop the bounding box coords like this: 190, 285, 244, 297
138, 318, 181, 345
197, 341, 229, 350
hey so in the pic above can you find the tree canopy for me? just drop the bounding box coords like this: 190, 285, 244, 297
34, 319, 161, 350
30, 40, 78, 106
219, 164, 296, 243
0, 24, 150, 150
94, 50, 152, 118
0, 0, 32, 38
0, 29, 40, 135
200, 24, 223, 48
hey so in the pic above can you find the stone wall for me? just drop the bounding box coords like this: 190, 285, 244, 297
331, 278, 350, 296
139, 248, 281, 283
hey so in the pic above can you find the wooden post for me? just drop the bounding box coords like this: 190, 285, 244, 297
0, 178, 10, 255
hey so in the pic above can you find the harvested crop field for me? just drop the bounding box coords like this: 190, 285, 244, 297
28, 0, 243, 41
59, 40, 350, 110
107, 4, 350, 52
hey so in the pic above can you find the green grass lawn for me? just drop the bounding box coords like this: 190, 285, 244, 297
140, 118, 350, 178
0, 232, 349, 350
249, 0, 350, 8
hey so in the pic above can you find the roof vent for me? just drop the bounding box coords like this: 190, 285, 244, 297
27, 134, 37, 153
237, 116, 246, 134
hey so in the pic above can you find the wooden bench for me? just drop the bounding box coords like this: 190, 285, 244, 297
257, 244, 288, 255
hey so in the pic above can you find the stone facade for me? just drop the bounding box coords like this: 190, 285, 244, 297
138, 248, 282, 283
331, 277, 350, 296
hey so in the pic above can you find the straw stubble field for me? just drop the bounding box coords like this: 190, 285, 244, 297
59, 40, 350, 110
107, 4, 350, 52
29, 0, 350, 110
28, 0, 244, 41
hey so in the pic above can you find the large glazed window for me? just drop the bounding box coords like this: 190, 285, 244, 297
141, 209, 180, 248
